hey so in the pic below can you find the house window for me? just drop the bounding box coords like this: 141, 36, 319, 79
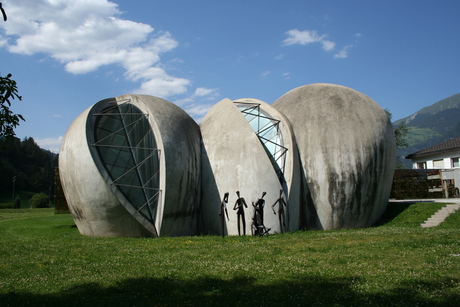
433, 159, 444, 168
452, 157, 460, 168
417, 162, 426, 169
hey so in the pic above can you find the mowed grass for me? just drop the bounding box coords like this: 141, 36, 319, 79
0, 203, 459, 306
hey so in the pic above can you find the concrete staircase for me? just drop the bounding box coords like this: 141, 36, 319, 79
421, 204, 460, 228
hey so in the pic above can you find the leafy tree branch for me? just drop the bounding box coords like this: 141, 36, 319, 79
386, 109, 410, 168
0, 73, 25, 138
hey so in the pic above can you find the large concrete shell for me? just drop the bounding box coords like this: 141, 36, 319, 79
200, 98, 301, 236
59, 94, 201, 237
60, 83, 395, 237
272, 84, 396, 230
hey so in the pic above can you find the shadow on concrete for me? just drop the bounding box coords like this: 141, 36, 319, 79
2, 275, 459, 306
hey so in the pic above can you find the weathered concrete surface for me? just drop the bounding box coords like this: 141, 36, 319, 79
273, 83, 396, 229
200, 98, 300, 235
233, 98, 303, 232
59, 107, 153, 237
60, 95, 201, 237
119, 95, 202, 237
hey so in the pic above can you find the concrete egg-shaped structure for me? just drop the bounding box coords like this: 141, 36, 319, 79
200, 98, 301, 236
273, 84, 396, 230
59, 94, 201, 237
59, 83, 396, 237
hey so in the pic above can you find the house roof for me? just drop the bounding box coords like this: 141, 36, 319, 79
406, 136, 460, 159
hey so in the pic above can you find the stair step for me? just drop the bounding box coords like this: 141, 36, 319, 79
420, 204, 460, 228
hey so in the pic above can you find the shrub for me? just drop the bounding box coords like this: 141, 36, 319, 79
13, 195, 21, 209
29, 193, 50, 208
0, 202, 12, 209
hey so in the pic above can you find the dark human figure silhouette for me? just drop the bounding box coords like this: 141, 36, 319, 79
252, 192, 270, 236
1, 3, 7, 22
272, 189, 287, 233
218, 192, 229, 238
233, 191, 248, 235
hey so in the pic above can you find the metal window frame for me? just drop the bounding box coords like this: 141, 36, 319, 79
235, 102, 288, 182
86, 98, 161, 236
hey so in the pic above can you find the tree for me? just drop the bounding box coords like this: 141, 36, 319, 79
29, 192, 50, 208
0, 73, 25, 138
13, 194, 21, 209
394, 121, 409, 149
386, 109, 410, 168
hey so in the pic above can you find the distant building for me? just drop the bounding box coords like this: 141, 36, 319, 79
406, 136, 460, 170
406, 137, 460, 198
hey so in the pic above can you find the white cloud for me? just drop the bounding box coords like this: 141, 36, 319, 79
260, 70, 271, 77
0, 36, 6, 48
135, 74, 190, 97
283, 29, 337, 54
173, 87, 219, 121
0, 0, 191, 98
194, 87, 215, 97
334, 50, 348, 59
174, 87, 219, 104
183, 103, 214, 123
283, 29, 325, 46
283, 29, 358, 59
36, 136, 63, 153
322, 40, 335, 51
334, 45, 353, 59
282, 72, 291, 79
275, 54, 284, 60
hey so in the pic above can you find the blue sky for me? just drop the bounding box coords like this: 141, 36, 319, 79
1, 0, 459, 152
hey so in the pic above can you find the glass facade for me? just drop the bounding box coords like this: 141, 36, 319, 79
235, 102, 288, 183
92, 101, 160, 230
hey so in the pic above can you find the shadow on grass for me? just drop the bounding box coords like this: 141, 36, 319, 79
2, 275, 459, 306
374, 202, 416, 226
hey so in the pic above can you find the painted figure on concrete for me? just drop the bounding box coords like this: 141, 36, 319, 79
272, 189, 287, 233
233, 191, 248, 235
218, 192, 230, 237
252, 192, 270, 236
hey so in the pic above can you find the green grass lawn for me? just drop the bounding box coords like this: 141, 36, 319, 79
0, 203, 459, 306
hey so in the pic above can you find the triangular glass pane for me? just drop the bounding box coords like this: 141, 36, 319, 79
235, 102, 288, 183
93, 103, 160, 228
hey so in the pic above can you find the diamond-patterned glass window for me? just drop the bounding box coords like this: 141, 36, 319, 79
92, 101, 160, 231
235, 102, 288, 183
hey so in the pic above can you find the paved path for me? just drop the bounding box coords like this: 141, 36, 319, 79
389, 198, 460, 203
421, 204, 460, 228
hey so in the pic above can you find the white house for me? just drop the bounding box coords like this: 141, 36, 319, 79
406, 136, 460, 197
406, 136, 460, 170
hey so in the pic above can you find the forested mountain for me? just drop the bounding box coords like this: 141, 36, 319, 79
0, 137, 57, 195
394, 93, 460, 168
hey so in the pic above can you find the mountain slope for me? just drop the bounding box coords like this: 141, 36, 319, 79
394, 93, 460, 168
395, 93, 460, 127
